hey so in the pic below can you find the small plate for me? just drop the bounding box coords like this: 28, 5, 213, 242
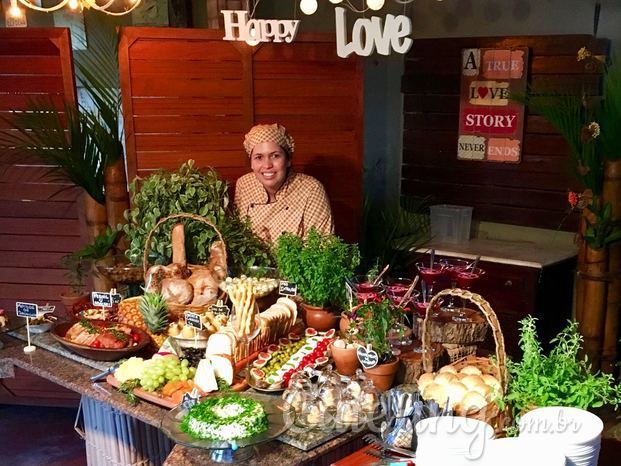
247, 378, 285, 393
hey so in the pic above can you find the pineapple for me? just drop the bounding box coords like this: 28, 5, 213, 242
117, 297, 146, 330
138, 292, 170, 348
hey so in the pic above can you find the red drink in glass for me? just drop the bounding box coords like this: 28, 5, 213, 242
455, 267, 485, 290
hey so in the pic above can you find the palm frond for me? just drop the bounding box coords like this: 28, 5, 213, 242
74, 18, 123, 165
0, 97, 105, 203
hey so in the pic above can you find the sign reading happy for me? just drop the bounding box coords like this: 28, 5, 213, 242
458, 47, 529, 163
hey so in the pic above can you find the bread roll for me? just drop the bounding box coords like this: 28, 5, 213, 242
461, 374, 484, 390
417, 372, 436, 392
446, 381, 468, 409
460, 365, 482, 376
423, 383, 447, 405
438, 365, 458, 374
471, 382, 492, 400
434, 372, 457, 387
461, 391, 488, 413
482, 374, 502, 394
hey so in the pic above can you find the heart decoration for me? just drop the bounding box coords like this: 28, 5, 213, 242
357, 345, 379, 369
478, 87, 488, 98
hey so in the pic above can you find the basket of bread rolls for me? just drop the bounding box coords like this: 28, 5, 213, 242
419, 288, 508, 432
142, 213, 227, 319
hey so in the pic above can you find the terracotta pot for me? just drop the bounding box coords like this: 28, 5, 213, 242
363, 358, 400, 392
59, 292, 90, 320
301, 303, 339, 331
330, 341, 361, 376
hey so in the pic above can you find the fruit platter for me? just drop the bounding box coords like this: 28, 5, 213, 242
106, 345, 251, 409
248, 328, 335, 391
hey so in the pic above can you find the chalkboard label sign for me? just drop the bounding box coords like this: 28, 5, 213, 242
181, 392, 199, 410
111, 293, 123, 304
91, 292, 113, 308
279, 281, 297, 297
184, 311, 202, 330
210, 303, 230, 317
357, 345, 379, 369
16, 302, 38, 318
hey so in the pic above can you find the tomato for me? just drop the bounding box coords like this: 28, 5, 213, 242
91, 340, 102, 348
131, 332, 140, 343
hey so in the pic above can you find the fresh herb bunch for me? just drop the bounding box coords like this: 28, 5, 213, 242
275, 229, 360, 309
119, 378, 140, 406
352, 298, 399, 363
506, 316, 621, 417
123, 160, 273, 271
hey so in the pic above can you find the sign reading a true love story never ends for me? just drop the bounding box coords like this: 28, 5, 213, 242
457, 48, 529, 163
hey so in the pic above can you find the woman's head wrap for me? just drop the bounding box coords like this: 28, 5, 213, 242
243, 123, 295, 156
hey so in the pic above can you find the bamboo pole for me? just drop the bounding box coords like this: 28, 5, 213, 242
104, 156, 129, 231
81, 192, 114, 291
579, 244, 608, 371
601, 159, 621, 373
575, 189, 592, 324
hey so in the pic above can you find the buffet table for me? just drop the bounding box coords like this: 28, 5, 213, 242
0, 334, 365, 465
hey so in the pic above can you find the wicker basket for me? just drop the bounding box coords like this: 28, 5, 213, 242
422, 288, 508, 431
442, 343, 477, 362
143, 213, 227, 319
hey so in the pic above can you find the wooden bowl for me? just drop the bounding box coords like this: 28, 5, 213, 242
50, 320, 150, 361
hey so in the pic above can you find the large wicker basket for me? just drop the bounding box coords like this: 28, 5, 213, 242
422, 288, 509, 431
143, 213, 227, 319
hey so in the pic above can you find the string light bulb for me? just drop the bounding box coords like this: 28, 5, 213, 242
16, 0, 142, 16
329, 0, 343, 3
8, 0, 23, 18
299, 0, 318, 15
366, 0, 385, 10
68, 0, 79, 10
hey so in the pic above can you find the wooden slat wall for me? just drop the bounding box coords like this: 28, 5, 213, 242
119, 28, 364, 241
402, 35, 609, 231
0, 28, 80, 313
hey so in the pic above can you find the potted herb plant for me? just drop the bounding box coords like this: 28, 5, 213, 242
330, 324, 361, 376
353, 298, 401, 391
276, 229, 360, 331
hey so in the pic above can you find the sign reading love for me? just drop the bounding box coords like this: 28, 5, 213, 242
357, 345, 379, 369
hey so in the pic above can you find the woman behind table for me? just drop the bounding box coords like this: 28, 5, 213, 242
234, 123, 334, 244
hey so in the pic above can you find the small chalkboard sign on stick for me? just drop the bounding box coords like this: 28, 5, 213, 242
184, 311, 202, 330
279, 280, 297, 297
16, 302, 39, 353
357, 344, 379, 370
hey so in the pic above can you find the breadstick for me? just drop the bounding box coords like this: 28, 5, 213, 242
238, 286, 249, 335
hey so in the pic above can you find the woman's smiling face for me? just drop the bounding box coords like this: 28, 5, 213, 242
250, 141, 290, 197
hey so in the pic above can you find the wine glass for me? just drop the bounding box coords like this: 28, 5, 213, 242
441, 258, 470, 311
454, 267, 486, 322
348, 275, 384, 303
415, 261, 445, 300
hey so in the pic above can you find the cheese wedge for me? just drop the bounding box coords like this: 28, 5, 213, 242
206, 332, 234, 357
209, 355, 234, 385
194, 359, 218, 393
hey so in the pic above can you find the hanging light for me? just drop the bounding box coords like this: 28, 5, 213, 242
366, 0, 385, 10
8, 0, 23, 18
300, 0, 318, 15
329, 0, 343, 3
16, 0, 142, 16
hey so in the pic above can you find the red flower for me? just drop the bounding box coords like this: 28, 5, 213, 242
568, 191, 580, 209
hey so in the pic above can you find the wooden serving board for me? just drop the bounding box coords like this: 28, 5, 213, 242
106, 373, 249, 409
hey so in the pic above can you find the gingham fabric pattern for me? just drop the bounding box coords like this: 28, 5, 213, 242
234, 171, 334, 244
243, 124, 296, 156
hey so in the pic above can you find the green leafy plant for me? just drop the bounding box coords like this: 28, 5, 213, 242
360, 196, 431, 275
276, 229, 360, 309
506, 316, 621, 417
124, 160, 272, 271
60, 253, 89, 295
0, 99, 106, 203
352, 299, 399, 363
582, 200, 621, 249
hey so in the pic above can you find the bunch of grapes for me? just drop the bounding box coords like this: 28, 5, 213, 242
139, 358, 196, 392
